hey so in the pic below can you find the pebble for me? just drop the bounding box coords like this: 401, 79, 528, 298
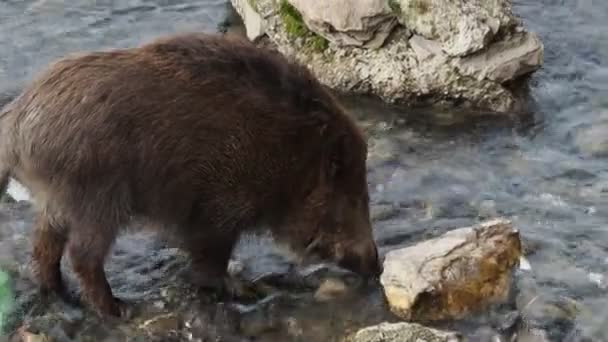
284, 317, 303, 338
239, 311, 280, 337
15, 328, 51, 342
314, 278, 349, 302
519, 256, 532, 272
152, 301, 165, 310
139, 313, 180, 335
588, 272, 605, 289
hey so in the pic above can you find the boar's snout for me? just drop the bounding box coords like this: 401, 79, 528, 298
338, 239, 383, 278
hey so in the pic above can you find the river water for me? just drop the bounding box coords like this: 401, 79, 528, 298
0, 0, 607, 341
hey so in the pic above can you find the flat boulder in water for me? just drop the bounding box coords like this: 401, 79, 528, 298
380, 218, 522, 321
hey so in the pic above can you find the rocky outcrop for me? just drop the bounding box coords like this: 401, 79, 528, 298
346, 322, 462, 342
229, 0, 543, 113
287, 0, 398, 49
380, 218, 522, 321
395, 0, 516, 57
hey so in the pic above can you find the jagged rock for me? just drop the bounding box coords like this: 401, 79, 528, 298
286, 0, 398, 49
230, 0, 266, 41
212, 0, 544, 112
395, 0, 516, 57
408, 35, 446, 62
454, 30, 544, 83
380, 218, 522, 321
346, 322, 462, 342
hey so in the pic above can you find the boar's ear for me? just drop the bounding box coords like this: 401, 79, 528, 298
283, 67, 333, 129
325, 132, 349, 180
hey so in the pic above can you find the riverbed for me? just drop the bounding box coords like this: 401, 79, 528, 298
1, 0, 607, 341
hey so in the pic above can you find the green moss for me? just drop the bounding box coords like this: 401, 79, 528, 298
306, 35, 329, 52
409, 0, 430, 15
279, 0, 307, 38
278, 0, 329, 53
388, 0, 402, 14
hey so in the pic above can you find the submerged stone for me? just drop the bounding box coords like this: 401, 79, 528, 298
346, 322, 462, 342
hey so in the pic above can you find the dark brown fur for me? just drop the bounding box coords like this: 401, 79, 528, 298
0, 32, 380, 317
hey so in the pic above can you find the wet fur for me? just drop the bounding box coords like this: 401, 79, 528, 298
0, 32, 376, 317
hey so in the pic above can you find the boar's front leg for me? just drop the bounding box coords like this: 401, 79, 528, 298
183, 228, 240, 296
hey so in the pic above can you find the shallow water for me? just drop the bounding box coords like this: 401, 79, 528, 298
1, 0, 607, 341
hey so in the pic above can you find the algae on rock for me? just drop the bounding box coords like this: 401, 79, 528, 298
278, 0, 329, 53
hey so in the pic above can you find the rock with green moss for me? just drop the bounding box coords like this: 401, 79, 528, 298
276, 0, 330, 53
286, 0, 397, 49
229, 0, 543, 113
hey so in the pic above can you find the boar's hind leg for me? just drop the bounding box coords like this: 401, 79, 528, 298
31, 212, 68, 296
66, 221, 125, 318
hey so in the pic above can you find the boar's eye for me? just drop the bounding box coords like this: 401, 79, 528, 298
327, 134, 348, 179
329, 155, 341, 178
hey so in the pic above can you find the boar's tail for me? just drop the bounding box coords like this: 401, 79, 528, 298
0, 100, 14, 198
0, 166, 9, 199
0, 134, 10, 199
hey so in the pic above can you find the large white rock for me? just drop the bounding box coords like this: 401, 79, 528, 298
380, 218, 522, 321
228, 0, 543, 113
396, 0, 516, 57
347, 322, 462, 342
286, 0, 398, 49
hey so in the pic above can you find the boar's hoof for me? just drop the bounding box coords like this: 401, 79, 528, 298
92, 297, 134, 321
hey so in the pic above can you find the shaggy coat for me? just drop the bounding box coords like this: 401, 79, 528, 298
0, 32, 380, 317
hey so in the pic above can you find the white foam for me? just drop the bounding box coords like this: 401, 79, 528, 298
6, 179, 30, 202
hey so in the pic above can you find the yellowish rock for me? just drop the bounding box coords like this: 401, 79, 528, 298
380, 218, 522, 321
139, 313, 179, 335
314, 277, 349, 302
